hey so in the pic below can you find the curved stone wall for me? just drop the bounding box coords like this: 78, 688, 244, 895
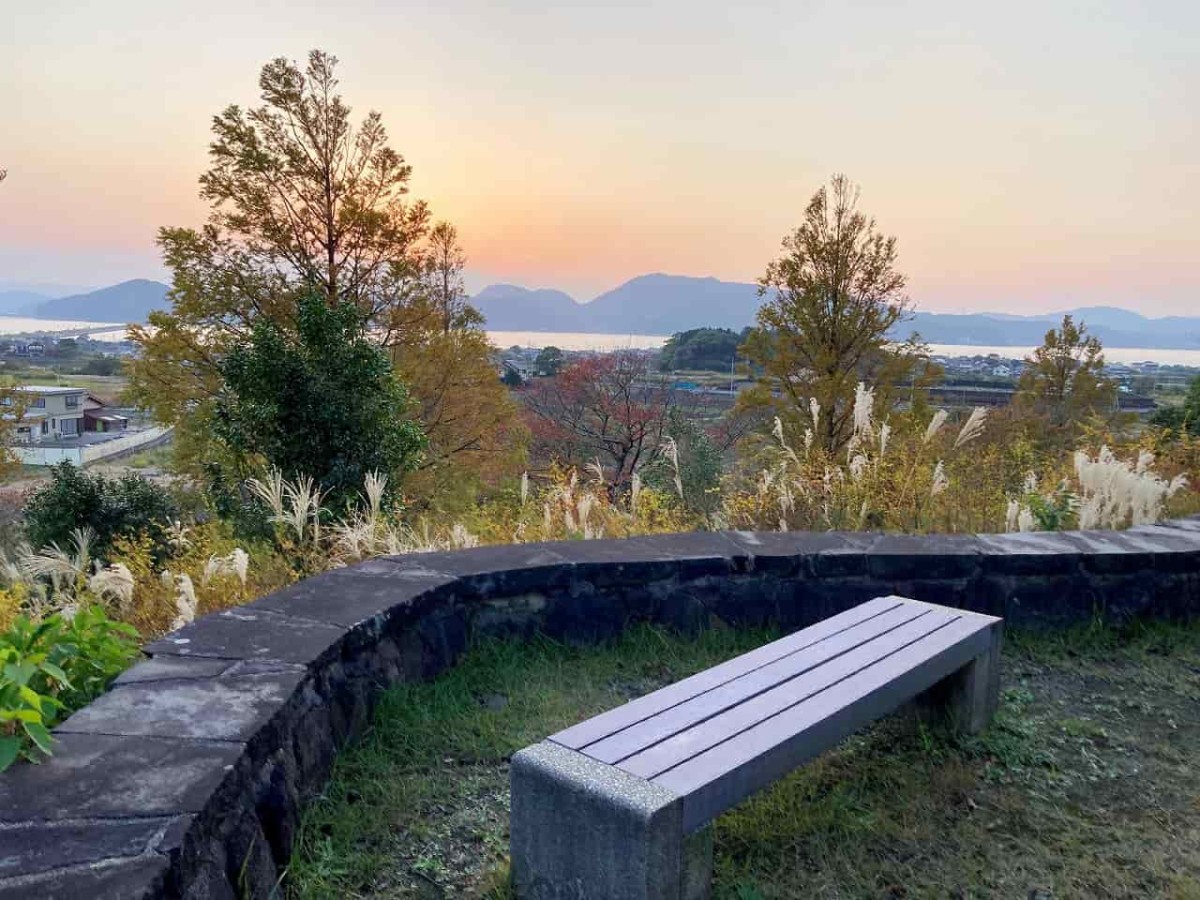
2, 519, 1199, 898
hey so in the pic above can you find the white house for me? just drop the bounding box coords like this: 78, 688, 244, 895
3, 385, 88, 442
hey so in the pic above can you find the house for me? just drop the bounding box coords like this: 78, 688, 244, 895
500, 358, 536, 381
3, 385, 88, 442
82, 393, 129, 433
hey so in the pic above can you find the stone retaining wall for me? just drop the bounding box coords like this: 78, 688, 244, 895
3, 519, 1200, 898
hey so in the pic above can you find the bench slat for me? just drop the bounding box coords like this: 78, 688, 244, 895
549, 596, 906, 750
580, 602, 936, 764
653, 615, 996, 831
615, 608, 961, 779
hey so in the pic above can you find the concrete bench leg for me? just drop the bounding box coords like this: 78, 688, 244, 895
510, 741, 712, 900
915, 621, 1003, 734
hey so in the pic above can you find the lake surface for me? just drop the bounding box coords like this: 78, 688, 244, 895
489, 331, 1200, 367
1, 317, 1198, 367
0, 315, 127, 339
926, 343, 1200, 367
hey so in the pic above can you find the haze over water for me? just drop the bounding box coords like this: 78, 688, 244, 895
4, 317, 1197, 367
484, 332, 1200, 366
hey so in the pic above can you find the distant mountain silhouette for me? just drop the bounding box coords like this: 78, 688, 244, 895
0, 290, 51, 316
473, 284, 585, 331
4, 273, 1197, 349
471, 274, 1200, 349
583, 274, 761, 333
32, 279, 170, 323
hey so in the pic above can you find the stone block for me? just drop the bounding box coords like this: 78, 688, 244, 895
55, 668, 306, 743
552, 538, 697, 586
510, 741, 710, 900
144, 607, 346, 667
726, 531, 854, 576
975, 532, 1082, 576
865, 534, 983, 581
247, 566, 458, 631
404, 543, 576, 595
0, 733, 242, 820
0, 854, 170, 900
807, 534, 879, 578
1060, 531, 1159, 575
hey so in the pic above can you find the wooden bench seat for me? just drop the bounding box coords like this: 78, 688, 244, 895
510, 596, 1003, 899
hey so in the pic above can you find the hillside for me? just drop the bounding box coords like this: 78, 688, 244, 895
7, 272, 1198, 348
32, 279, 170, 323
472, 284, 585, 331
471, 274, 1200, 348
0, 290, 49, 316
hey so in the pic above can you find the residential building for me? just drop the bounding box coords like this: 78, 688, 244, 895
3, 385, 87, 442
82, 393, 129, 433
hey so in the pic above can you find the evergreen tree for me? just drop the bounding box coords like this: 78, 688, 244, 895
216, 294, 425, 510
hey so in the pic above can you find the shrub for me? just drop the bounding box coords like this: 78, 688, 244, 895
22, 462, 178, 564
722, 388, 998, 533
1149, 374, 1200, 437
215, 294, 426, 513
642, 409, 724, 517
0, 606, 139, 770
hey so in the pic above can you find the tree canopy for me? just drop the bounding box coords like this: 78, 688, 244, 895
1014, 315, 1117, 436
535, 346, 565, 376
1150, 374, 1200, 437
738, 175, 933, 452
215, 294, 425, 509
127, 50, 522, 494
523, 351, 676, 491
659, 328, 746, 373
128, 51, 432, 453
22, 463, 178, 564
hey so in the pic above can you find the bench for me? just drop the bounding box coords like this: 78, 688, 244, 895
509, 596, 1003, 899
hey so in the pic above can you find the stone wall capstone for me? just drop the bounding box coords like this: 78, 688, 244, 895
2, 518, 1199, 898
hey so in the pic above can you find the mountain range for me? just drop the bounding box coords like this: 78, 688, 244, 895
2, 274, 1198, 349
0, 279, 171, 322
474, 274, 1200, 349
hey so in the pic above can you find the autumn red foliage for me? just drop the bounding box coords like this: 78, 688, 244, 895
522, 352, 677, 489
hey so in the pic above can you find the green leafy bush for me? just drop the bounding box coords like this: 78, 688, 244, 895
658, 327, 747, 373
22, 462, 178, 563
1150, 374, 1200, 437
0, 607, 139, 771
215, 294, 426, 511
642, 409, 724, 516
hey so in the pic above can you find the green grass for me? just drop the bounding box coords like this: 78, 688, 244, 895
114, 444, 173, 470
286, 619, 1200, 899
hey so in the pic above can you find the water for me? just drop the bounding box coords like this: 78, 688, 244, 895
486, 330, 669, 351
1, 317, 1197, 367
0, 316, 126, 341
487, 331, 1200, 367
926, 343, 1200, 367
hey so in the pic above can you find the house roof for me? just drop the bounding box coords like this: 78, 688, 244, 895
14, 385, 87, 396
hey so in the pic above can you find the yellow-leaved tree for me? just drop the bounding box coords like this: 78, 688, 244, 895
390, 223, 526, 507
127, 50, 523, 495
738, 175, 937, 453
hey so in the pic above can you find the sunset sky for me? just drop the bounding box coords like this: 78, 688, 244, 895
2, 1, 1197, 314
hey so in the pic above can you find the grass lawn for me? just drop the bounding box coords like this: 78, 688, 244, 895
286, 619, 1200, 899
